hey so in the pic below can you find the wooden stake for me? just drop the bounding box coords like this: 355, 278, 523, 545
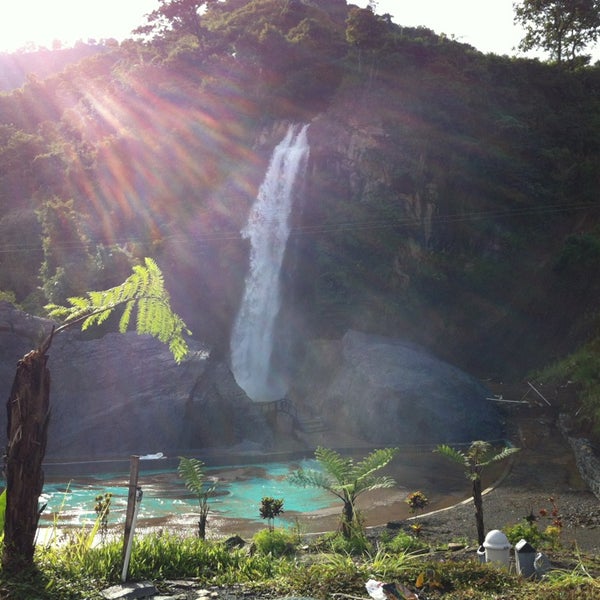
122, 455, 140, 570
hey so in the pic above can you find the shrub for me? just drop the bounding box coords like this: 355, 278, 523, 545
252, 528, 297, 557
384, 530, 428, 553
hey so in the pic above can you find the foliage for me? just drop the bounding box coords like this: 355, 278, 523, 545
38, 197, 95, 304
45, 257, 191, 363
405, 490, 429, 514
381, 529, 428, 553
435, 441, 520, 481
504, 519, 561, 550
133, 0, 218, 46
0, 525, 597, 599
177, 457, 216, 538
93, 493, 112, 541
435, 441, 520, 546
534, 340, 600, 440
288, 446, 398, 538
252, 528, 296, 557
259, 496, 284, 532
317, 529, 373, 555
504, 496, 563, 550
514, 0, 600, 66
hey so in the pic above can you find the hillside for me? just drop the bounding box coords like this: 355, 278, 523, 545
1, 0, 600, 441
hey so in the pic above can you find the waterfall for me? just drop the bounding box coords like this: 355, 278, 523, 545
230, 123, 310, 402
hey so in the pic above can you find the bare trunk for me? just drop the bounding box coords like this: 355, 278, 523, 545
473, 477, 485, 547
341, 499, 354, 539
198, 516, 207, 539
3, 343, 51, 573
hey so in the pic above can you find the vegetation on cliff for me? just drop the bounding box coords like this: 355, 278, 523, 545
1, 0, 600, 439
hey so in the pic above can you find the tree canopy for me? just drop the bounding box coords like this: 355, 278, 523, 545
514, 0, 600, 65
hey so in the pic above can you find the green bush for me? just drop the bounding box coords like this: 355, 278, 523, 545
252, 528, 297, 557
383, 530, 428, 553
318, 530, 373, 555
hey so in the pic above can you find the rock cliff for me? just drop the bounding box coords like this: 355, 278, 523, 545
0, 304, 503, 460
0, 303, 273, 460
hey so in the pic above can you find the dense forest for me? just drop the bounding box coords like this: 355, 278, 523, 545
2, 0, 600, 441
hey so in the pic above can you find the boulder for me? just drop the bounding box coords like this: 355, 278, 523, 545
0, 303, 272, 459
295, 330, 503, 445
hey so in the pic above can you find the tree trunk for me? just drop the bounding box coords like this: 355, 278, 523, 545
198, 516, 207, 539
341, 499, 354, 539
473, 477, 485, 547
3, 343, 51, 573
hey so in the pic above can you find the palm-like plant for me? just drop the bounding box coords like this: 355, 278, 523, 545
435, 440, 520, 546
288, 446, 398, 538
178, 457, 216, 539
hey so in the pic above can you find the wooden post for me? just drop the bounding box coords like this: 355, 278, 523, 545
122, 455, 140, 566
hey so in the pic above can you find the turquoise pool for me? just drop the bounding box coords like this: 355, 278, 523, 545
39, 459, 334, 529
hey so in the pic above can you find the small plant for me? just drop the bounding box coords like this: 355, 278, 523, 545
94, 492, 112, 541
252, 528, 296, 557
384, 529, 428, 553
321, 529, 373, 555
410, 522, 424, 538
177, 456, 216, 539
259, 496, 284, 532
504, 498, 564, 550
406, 490, 429, 514
406, 490, 428, 536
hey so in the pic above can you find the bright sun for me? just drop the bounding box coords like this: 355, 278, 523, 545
0, 0, 156, 53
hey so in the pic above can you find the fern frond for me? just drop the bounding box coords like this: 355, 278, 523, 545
177, 456, 215, 498
288, 468, 343, 498
119, 300, 135, 333
314, 447, 353, 484
44, 257, 190, 363
435, 444, 467, 467
352, 447, 398, 482
481, 446, 520, 467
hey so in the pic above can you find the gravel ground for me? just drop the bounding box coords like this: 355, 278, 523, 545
369, 407, 600, 555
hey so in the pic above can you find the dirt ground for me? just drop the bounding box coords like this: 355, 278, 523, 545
374, 406, 600, 554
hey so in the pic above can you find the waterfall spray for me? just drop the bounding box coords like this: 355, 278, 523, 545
230, 123, 310, 402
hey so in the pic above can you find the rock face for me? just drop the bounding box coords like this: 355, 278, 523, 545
0, 303, 272, 460
293, 330, 502, 446
0, 304, 503, 460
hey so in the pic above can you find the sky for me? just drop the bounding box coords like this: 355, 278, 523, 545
0, 0, 598, 60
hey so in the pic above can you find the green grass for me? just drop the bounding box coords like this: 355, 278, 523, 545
0, 526, 599, 599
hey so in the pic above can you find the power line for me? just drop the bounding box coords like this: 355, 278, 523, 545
0, 199, 597, 254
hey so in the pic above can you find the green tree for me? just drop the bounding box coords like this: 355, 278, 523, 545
134, 0, 219, 47
38, 197, 94, 304
435, 441, 520, 546
514, 0, 600, 66
259, 496, 284, 532
3, 257, 190, 574
177, 456, 216, 539
288, 446, 398, 538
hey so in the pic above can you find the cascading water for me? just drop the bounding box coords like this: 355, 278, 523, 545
230, 123, 310, 402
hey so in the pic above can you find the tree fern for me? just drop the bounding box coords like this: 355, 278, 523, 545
288, 446, 399, 538
177, 456, 215, 539
435, 440, 520, 546
45, 257, 191, 363
177, 457, 213, 497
